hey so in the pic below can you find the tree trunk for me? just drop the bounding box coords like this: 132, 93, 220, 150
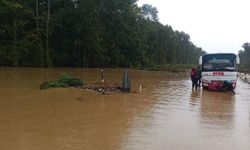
13, 18, 18, 66
46, 0, 50, 67
36, 0, 43, 66
36, 0, 39, 33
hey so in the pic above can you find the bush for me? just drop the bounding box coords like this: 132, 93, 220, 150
40, 73, 84, 90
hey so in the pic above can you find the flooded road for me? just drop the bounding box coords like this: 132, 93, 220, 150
0, 68, 250, 150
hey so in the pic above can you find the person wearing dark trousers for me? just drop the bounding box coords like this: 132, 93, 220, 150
190, 68, 198, 90
220, 80, 235, 94
197, 66, 202, 87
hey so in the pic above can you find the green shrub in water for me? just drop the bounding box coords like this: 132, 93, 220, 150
40, 73, 84, 89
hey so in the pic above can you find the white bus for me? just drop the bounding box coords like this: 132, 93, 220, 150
199, 53, 240, 91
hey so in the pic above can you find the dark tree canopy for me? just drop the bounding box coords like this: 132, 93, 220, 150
0, 0, 205, 68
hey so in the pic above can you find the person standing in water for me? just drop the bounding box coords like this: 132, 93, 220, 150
190, 68, 198, 89
197, 66, 202, 87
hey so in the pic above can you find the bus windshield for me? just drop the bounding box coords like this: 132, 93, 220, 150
202, 54, 236, 71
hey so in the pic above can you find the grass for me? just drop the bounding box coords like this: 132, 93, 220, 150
40, 73, 84, 90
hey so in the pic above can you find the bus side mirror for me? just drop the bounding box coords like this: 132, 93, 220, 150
199, 56, 202, 65
236, 56, 240, 65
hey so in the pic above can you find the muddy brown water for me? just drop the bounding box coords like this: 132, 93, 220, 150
0, 68, 249, 150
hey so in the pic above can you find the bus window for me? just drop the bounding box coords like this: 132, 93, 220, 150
202, 54, 236, 71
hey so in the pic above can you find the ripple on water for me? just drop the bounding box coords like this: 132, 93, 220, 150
1, 69, 250, 150
131, 78, 250, 149
152, 79, 195, 111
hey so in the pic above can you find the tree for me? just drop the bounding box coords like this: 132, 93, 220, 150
0, 0, 205, 68
238, 42, 250, 71
141, 4, 158, 22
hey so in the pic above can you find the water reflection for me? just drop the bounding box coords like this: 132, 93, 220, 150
189, 90, 201, 106
199, 90, 235, 129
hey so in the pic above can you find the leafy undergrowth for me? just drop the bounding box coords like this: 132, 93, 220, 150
40, 73, 84, 90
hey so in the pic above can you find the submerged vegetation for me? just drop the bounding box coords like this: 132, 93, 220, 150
0, 0, 205, 68
40, 73, 84, 89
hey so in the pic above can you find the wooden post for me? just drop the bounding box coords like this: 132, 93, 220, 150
101, 69, 104, 87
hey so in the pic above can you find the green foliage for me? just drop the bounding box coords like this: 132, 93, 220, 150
141, 4, 158, 21
57, 73, 84, 86
238, 42, 250, 72
0, 0, 205, 68
40, 73, 84, 89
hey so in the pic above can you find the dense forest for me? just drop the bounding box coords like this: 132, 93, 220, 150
0, 0, 205, 68
238, 42, 250, 71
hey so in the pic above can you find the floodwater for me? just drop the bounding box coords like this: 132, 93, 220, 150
0, 68, 250, 150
